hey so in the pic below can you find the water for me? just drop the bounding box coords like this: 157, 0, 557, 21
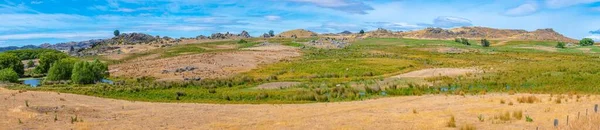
22, 78, 41, 87
100, 79, 114, 85
20, 78, 114, 87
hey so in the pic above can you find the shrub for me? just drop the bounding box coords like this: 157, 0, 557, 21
36, 52, 68, 74
268, 30, 275, 37
0, 68, 19, 83
460, 124, 476, 130
517, 96, 539, 103
237, 39, 248, 44
26, 60, 35, 68
556, 42, 566, 48
481, 39, 490, 47
454, 38, 461, 43
579, 38, 594, 46
513, 110, 523, 120
46, 58, 79, 81
460, 38, 471, 45
359, 30, 365, 34
0, 53, 24, 76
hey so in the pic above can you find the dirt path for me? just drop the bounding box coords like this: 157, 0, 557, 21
2, 87, 599, 129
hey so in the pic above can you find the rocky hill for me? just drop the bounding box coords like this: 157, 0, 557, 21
401, 26, 577, 42
277, 29, 318, 38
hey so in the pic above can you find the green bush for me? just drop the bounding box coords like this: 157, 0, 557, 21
35, 52, 68, 74
460, 38, 471, 45
0, 53, 24, 76
71, 60, 108, 84
26, 60, 35, 68
556, 42, 566, 48
237, 39, 248, 44
0, 68, 19, 83
359, 30, 365, 34
481, 39, 490, 47
580, 38, 594, 46
46, 58, 79, 81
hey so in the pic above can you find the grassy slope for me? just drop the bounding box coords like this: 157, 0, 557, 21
8, 38, 600, 104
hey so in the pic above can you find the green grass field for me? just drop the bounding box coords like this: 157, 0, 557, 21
8, 38, 600, 104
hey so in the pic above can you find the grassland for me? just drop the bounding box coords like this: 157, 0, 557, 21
7, 38, 600, 104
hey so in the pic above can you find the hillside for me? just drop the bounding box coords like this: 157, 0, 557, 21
401, 26, 578, 43
277, 29, 318, 38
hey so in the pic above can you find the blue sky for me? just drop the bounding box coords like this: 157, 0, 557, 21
1, 0, 600, 47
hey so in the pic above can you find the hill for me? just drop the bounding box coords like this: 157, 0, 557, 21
277, 29, 318, 38
401, 26, 577, 43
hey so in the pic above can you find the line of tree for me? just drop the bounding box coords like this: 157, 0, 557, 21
46, 59, 108, 84
3, 49, 61, 60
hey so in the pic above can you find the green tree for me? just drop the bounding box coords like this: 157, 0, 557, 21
481, 39, 490, 47
71, 60, 108, 84
359, 30, 365, 34
26, 60, 35, 68
91, 59, 109, 80
580, 38, 594, 46
35, 52, 68, 74
556, 42, 566, 48
0, 53, 24, 77
0, 68, 19, 83
268, 30, 275, 37
114, 30, 120, 36
46, 58, 78, 81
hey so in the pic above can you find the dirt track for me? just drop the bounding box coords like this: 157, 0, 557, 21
2, 87, 599, 130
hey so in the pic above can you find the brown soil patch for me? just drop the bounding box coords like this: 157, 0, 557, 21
516, 46, 557, 52
109, 47, 301, 81
393, 68, 480, 78
416, 47, 470, 54
241, 44, 298, 51
2, 88, 598, 129
255, 82, 302, 90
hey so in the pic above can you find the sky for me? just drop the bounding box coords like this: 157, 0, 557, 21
1, 0, 600, 47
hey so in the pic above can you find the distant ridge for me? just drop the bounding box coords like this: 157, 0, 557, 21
399, 26, 577, 43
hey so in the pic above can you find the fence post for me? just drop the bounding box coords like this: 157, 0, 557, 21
554, 119, 558, 127
566, 115, 569, 125
595, 104, 598, 113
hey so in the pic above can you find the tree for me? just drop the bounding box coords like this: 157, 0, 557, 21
26, 60, 35, 68
359, 30, 365, 34
114, 30, 120, 37
35, 52, 68, 74
481, 39, 490, 47
71, 61, 95, 84
580, 38, 594, 46
91, 59, 109, 80
46, 58, 78, 81
0, 53, 24, 77
71, 60, 108, 84
0, 68, 19, 83
268, 30, 275, 37
556, 42, 566, 48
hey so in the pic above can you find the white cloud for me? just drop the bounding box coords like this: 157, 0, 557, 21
0, 32, 112, 40
286, 0, 373, 14
30, 1, 43, 4
585, 35, 600, 41
545, 0, 600, 8
419, 16, 472, 28
264, 15, 281, 21
0, 14, 91, 31
504, 3, 538, 16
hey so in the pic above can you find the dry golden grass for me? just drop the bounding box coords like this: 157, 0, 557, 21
447, 115, 456, 127
517, 96, 539, 103
460, 124, 477, 130
566, 114, 600, 129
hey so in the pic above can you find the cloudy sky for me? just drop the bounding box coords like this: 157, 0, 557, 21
1, 0, 600, 47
